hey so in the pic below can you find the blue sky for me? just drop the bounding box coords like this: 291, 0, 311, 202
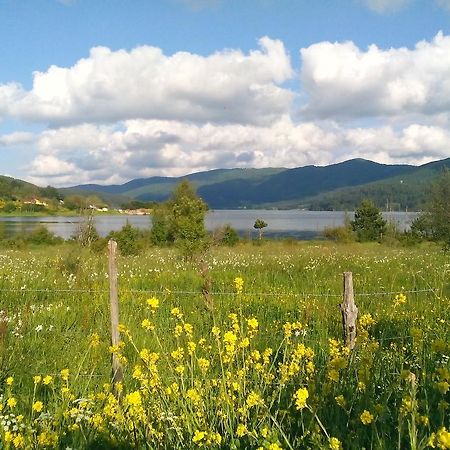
1, 0, 450, 186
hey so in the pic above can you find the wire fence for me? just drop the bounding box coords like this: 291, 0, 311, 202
0, 282, 445, 346
0, 286, 440, 297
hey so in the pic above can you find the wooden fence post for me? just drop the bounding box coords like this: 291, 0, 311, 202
108, 239, 123, 391
340, 271, 358, 349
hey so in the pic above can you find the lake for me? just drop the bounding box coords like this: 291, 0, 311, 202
0, 210, 417, 240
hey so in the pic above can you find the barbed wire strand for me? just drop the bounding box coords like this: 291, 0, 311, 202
0, 287, 439, 297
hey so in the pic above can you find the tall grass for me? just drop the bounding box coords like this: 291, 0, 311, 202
0, 241, 449, 448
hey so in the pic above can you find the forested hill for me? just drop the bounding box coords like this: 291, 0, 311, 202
67, 157, 450, 210
2, 157, 450, 211
0, 175, 59, 202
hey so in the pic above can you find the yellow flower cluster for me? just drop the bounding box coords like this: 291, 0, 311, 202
234, 276, 244, 294
394, 292, 407, 307
327, 338, 350, 383
293, 387, 309, 410
360, 410, 374, 425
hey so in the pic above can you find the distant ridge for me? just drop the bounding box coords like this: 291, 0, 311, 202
62, 157, 450, 210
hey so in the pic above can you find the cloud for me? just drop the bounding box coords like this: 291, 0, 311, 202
26, 116, 450, 187
3, 38, 293, 127
436, 0, 450, 11
343, 124, 450, 163
360, 0, 410, 13
0, 131, 34, 146
27, 118, 338, 185
301, 32, 450, 120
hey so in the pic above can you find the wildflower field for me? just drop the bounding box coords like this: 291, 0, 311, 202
0, 241, 449, 449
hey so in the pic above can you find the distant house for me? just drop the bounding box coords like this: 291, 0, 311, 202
89, 205, 109, 212
23, 198, 48, 207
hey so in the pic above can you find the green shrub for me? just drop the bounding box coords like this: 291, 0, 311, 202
107, 223, 142, 256
213, 225, 240, 246
26, 225, 62, 245
323, 225, 354, 242
351, 200, 386, 242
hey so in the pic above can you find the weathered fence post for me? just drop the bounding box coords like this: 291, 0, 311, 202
340, 271, 358, 349
108, 239, 123, 391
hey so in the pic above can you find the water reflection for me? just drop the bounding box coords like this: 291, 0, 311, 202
0, 210, 417, 240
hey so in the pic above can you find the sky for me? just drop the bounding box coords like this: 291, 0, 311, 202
1, 0, 450, 187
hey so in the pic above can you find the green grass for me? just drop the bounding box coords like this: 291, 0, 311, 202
0, 241, 449, 449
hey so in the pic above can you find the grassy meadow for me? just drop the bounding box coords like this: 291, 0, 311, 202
0, 241, 449, 449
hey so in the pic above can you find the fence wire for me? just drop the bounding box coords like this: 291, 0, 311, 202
0, 287, 439, 297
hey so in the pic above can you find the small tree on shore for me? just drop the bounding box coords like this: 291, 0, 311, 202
150, 181, 209, 259
411, 169, 450, 247
254, 218, 268, 240
351, 200, 386, 242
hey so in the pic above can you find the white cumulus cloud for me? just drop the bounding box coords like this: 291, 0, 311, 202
27, 118, 338, 186
301, 32, 450, 120
360, 0, 410, 13
4, 37, 293, 127
0, 131, 34, 146
26, 116, 450, 187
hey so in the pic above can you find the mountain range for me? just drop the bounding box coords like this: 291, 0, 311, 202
2, 157, 449, 211
64, 157, 450, 210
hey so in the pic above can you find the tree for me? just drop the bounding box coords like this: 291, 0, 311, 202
150, 181, 209, 259
351, 200, 386, 242
411, 170, 450, 246
108, 222, 142, 256
253, 218, 268, 240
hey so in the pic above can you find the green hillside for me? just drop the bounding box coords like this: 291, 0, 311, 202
4, 157, 449, 213
302, 158, 450, 211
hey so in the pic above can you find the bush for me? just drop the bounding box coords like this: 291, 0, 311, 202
72, 214, 100, 247
150, 181, 209, 260
213, 225, 240, 246
351, 200, 386, 242
1, 201, 16, 213
323, 225, 354, 243
26, 225, 62, 245
107, 223, 142, 256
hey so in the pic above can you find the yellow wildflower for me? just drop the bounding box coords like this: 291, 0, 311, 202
293, 387, 309, 410
197, 358, 210, 373
234, 277, 244, 294
6, 376, 13, 386
268, 444, 283, 450
7, 397, 17, 408
360, 410, 374, 425
43, 375, 53, 385
246, 391, 263, 408
146, 296, 159, 310
247, 317, 258, 330
33, 401, 44, 413
437, 381, 449, 395
335, 395, 346, 408
192, 430, 206, 444
236, 423, 247, 437
4, 431, 12, 443
184, 323, 194, 336
171, 307, 183, 319
329, 437, 342, 450
187, 341, 196, 355
436, 427, 450, 449
60, 369, 69, 382
89, 333, 100, 347
33, 375, 42, 384
13, 434, 25, 448
187, 388, 201, 405
141, 318, 155, 331
212, 326, 220, 338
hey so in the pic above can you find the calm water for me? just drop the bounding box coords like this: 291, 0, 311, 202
0, 210, 417, 240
